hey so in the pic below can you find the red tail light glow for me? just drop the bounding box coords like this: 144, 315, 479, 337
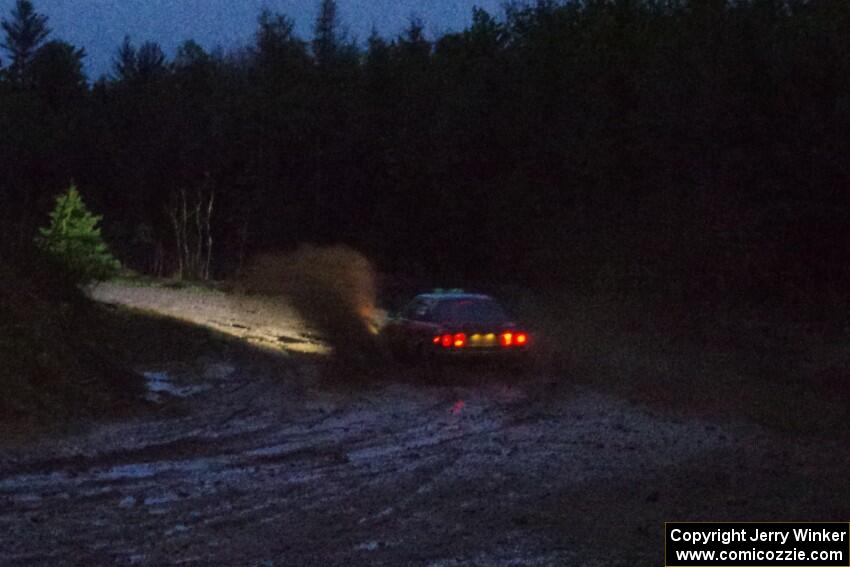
500, 332, 513, 347
436, 332, 525, 349
500, 331, 529, 347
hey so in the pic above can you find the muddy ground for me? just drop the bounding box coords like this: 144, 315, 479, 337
1, 282, 848, 566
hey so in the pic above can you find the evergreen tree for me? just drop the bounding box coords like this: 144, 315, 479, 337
29, 40, 87, 107
254, 9, 307, 71
111, 37, 167, 83
0, 0, 50, 85
313, 0, 340, 66
111, 35, 137, 81
174, 39, 208, 69
136, 41, 167, 80
35, 184, 121, 283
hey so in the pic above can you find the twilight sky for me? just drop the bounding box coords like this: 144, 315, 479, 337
0, 0, 504, 80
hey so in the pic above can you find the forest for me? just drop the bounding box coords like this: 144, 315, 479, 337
1, 0, 849, 303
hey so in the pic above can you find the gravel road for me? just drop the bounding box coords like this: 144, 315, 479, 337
1, 283, 847, 566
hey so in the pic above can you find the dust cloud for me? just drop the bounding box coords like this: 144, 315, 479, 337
240, 245, 385, 376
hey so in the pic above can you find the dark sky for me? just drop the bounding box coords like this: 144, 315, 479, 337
0, 0, 503, 80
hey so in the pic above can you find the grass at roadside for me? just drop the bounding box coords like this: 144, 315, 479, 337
107, 273, 231, 294
0, 254, 289, 429
519, 292, 850, 438
89, 303, 235, 368
0, 252, 137, 425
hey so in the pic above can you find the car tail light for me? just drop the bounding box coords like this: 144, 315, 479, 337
435, 333, 467, 348
500, 332, 513, 347
500, 331, 529, 347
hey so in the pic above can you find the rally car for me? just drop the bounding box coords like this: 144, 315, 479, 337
382, 290, 530, 363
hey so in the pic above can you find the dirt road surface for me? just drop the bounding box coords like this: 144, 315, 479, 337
1, 283, 847, 566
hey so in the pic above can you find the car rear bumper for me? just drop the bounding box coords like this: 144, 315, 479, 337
429, 346, 531, 362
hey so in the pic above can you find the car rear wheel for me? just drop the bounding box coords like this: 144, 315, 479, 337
415, 342, 445, 383
415, 342, 435, 364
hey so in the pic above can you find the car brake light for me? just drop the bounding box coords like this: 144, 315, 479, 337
441, 334, 453, 348
433, 336, 441, 344
453, 333, 466, 348
500, 331, 528, 347
500, 332, 513, 347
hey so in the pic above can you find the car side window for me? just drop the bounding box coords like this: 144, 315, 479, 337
412, 302, 431, 321
400, 298, 433, 321
400, 299, 427, 320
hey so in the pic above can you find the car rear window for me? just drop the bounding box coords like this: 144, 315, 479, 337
432, 299, 507, 323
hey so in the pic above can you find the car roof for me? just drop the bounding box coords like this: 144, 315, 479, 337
415, 292, 494, 301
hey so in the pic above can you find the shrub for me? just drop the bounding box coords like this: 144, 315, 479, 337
0, 245, 140, 421
35, 184, 120, 283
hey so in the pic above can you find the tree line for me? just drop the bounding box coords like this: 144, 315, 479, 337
1, 0, 849, 302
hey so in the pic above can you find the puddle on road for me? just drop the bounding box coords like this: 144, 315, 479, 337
143, 371, 210, 400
